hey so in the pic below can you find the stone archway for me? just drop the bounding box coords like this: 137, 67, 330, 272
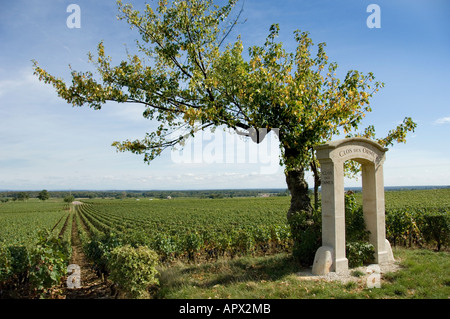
311, 137, 395, 275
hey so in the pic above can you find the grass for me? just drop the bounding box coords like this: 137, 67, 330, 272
155, 247, 450, 299
374, 249, 450, 299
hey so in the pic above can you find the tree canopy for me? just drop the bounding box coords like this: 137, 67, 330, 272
32, 0, 416, 215
37, 189, 50, 201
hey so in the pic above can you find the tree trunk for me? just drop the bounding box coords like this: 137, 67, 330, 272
313, 175, 320, 211
310, 156, 321, 211
285, 166, 313, 220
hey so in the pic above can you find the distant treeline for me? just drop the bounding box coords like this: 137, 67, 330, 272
0, 189, 291, 200
1, 186, 448, 202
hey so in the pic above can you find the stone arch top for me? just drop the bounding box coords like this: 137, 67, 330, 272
314, 137, 388, 166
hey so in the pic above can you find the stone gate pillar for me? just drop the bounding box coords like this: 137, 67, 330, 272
311, 137, 394, 275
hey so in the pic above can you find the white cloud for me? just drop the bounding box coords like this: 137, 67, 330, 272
0, 67, 61, 102
434, 117, 450, 124
105, 102, 149, 123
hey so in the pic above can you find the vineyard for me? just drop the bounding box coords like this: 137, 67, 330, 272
0, 188, 449, 298
76, 197, 292, 263
0, 201, 72, 246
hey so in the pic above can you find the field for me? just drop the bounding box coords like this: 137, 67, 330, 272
76, 196, 292, 263
0, 200, 72, 246
0, 188, 449, 299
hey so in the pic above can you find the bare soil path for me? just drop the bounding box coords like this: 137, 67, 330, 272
63, 210, 113, 299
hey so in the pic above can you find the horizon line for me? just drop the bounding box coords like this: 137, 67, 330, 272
1, 185, 449, 193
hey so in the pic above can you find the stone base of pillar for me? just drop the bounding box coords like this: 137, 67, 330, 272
312, 246, 349, 275
386, 239, 395, 262
312, 241, 394, 276
311, 246, 333, 275
334, 257, 349, 274
376, 239, 395, 264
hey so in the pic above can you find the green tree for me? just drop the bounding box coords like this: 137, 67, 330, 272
16, 192, 29, 201
63, 194, 75, 203
32, 0, 415, 244
37, 189, 50, 201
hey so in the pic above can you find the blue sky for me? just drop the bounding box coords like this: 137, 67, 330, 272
0, 0, 449, 190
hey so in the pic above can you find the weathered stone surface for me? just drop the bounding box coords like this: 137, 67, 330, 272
385, 239, 395, 263
312, 246, 333, 275
312, 138, 392, 274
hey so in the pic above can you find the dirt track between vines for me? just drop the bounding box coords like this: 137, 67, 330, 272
63, 210, 112, 299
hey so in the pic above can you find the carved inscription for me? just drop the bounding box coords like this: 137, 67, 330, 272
321, 169, 334, 185
338, 146, 381, 163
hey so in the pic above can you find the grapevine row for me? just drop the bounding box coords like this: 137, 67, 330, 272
74, 200, 293, 263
